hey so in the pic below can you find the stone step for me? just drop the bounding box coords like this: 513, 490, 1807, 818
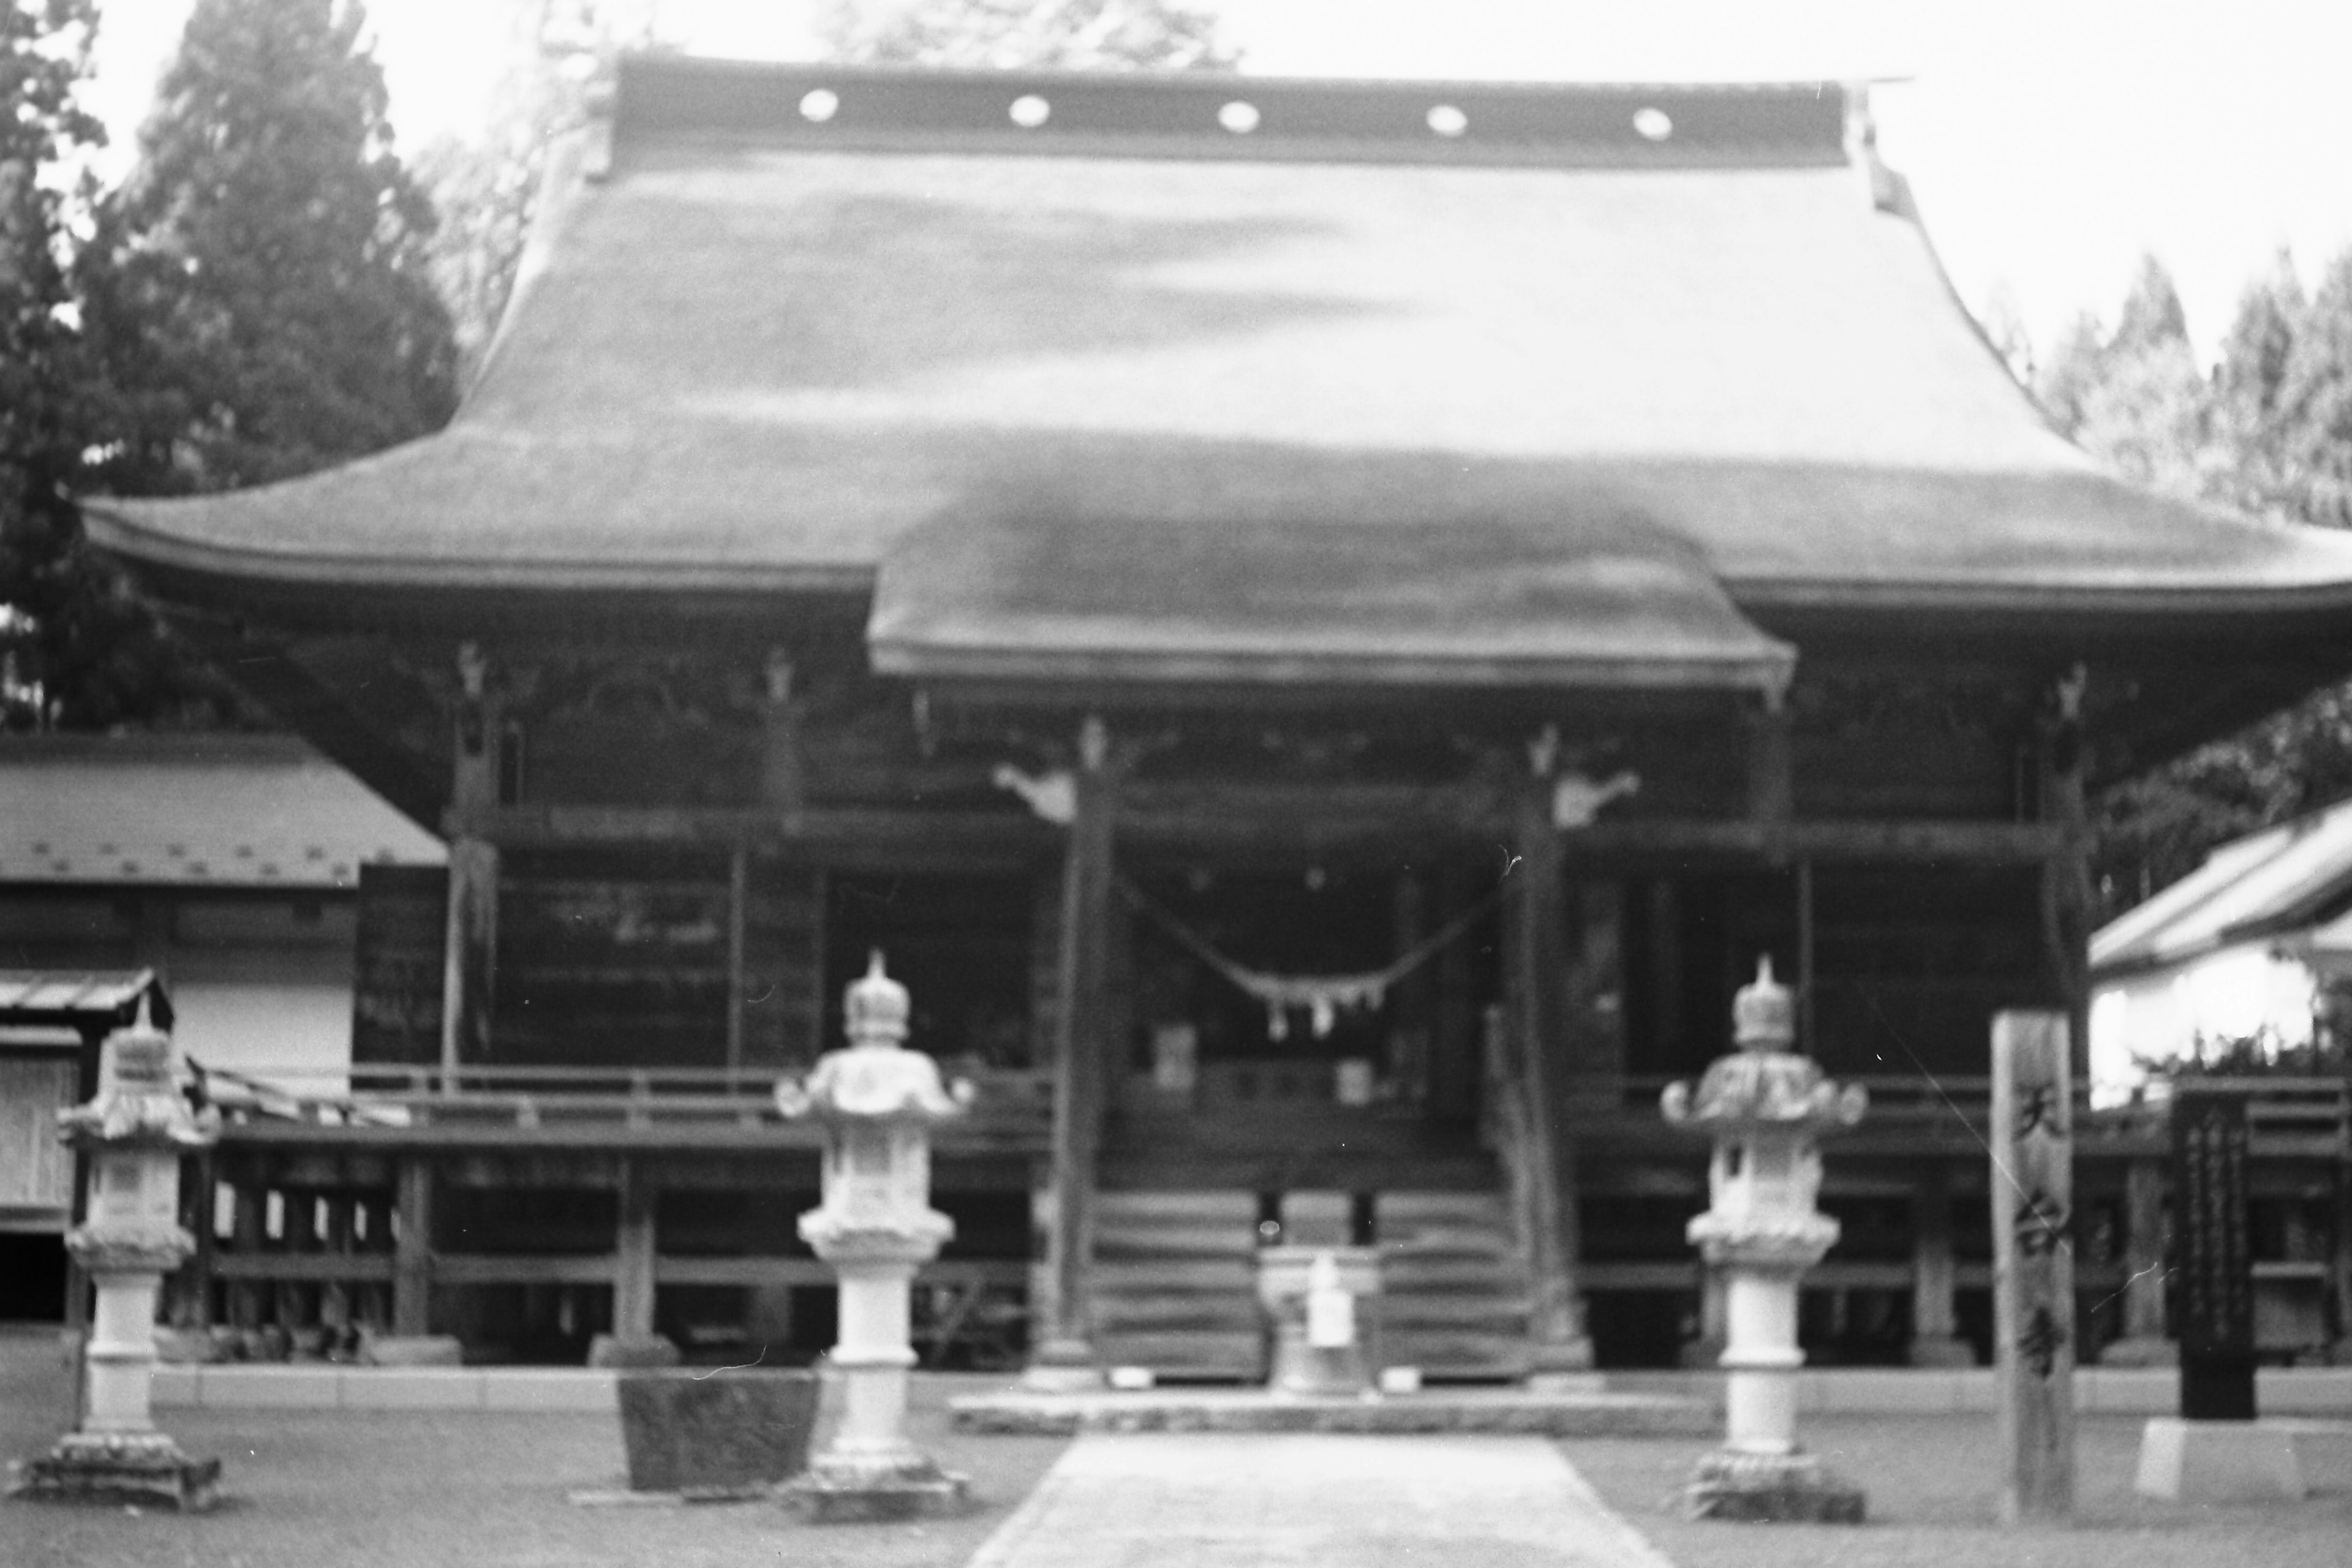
1093, 1330, 1266, 1379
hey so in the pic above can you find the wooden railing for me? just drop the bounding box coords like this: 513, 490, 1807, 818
190, 1059, 1057, 1142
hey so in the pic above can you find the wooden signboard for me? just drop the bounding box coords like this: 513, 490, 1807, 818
1991, 1010, 2075, 1523
351, 864, 448, 1071
2172, 1087, 2255, 1421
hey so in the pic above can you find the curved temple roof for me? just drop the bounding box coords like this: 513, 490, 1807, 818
83, 57, 2352, 692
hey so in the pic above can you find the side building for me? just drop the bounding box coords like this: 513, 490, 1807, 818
0, 734, 442, 1321
81, 59, 2352, 1373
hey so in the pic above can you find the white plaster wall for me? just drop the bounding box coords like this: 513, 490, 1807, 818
2090, 941, 2316, 1104
168, 946, 354, 1095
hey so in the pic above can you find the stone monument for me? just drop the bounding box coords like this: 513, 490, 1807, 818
9, 1003, 221, 1512
1661, 957, 1866, 1523
775, 953, 973, 1521
2134, 1084, 2305, 1502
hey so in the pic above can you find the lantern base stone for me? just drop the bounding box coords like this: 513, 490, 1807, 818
10, 1432, 221, 1513
2133, 1417, 2305, 1502
1681, 1449, 1864, 1524
1905, 1335, 1977, 1368
780, 1452, 971, 1523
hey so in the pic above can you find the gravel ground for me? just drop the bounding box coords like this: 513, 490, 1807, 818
10, 1326, 2350, 1568
1563, 1412, 2352, 1568
0, 1331, 1066, 1568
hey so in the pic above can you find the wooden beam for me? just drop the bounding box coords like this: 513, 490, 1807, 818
458, 799, 2061, 867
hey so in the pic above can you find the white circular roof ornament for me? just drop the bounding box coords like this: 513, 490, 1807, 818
1009, 94, 1052, 129
1218, 100, 1261, 135
1427, 104, 1469, 138
799, 88, 840, 124
1633, 107, 1673, 141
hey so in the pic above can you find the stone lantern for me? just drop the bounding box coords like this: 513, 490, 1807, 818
12, 1003, 221, 1511
1660, 957, 1867, 1523
774, 953, 973, 1520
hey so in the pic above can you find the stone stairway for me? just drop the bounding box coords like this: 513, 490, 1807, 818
1374, 1189, 1536, 1382
1085, 1186, 1534, 1384
1090, 1189, 1266, 1380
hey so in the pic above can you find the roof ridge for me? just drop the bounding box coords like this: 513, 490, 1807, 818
611, 53, 1853, 171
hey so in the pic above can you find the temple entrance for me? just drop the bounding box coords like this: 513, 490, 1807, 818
1123, 860, 1500, 1131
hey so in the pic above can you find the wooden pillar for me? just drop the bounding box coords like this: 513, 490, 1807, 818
1909, 1161, 1973, 1365
441, 643, 500, 1078
229, 1182, 266, 1330
2334, 1142, 2352, 1363
1747, 696, 1793, 837
1562, 880, 1626, 1082
1430, 861, 1479, 1119
2103, 1156, 2177, 1363
320, 1191, 353, 1334
2040, 666, 2093, 1083
1992, 1010, 2075, 1524
613, 1159, 658, 1343
1030, 715, 1117, 1384
1391, 871, 1433, 1104
1511, 730, 1594, 1374
392, 1158, 434, 1337
760, 647, 806, 813
725, 845, 748, 1074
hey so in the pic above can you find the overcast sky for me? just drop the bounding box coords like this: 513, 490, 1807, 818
81, 0, 2352, 365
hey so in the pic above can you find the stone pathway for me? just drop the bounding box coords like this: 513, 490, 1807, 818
963, 1433, 1678, 1568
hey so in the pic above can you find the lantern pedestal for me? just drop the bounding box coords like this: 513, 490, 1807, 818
775, 954, 973, 1523
1662, 958, 1866, 1525
783, 1245, 971, 1521
9, 1011, 221, 1513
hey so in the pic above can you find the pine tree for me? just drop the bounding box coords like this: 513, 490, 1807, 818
2067, 258, 2215, 501
2210, 251, 2305, 519
1, 0, 211, 729
80, 0, 458, 496
2034, 312, 2106, 439
816, 0, 1237, 70
2276, 247, 2352, 528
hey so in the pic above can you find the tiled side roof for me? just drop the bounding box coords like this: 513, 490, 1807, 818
0, 735, 445, 889
2092, 800, 2352, 975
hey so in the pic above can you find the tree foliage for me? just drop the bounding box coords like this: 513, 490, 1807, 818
815, 0, 1237, 70
0, 0, 203, 729
80, 0, 458, 496
2059, 248, 2352, 918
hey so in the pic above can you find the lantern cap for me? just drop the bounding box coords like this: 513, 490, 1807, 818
845, 950, 910, 1046
1733, 955, 1796, 1051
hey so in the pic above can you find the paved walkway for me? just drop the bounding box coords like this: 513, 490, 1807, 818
964, 1433, 1678, 1568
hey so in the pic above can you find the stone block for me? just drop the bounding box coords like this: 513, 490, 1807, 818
1682, 1449, 1865, 1524
2098, 1337, 2178, 1369
480, 1370, 617, 1412
201, 1365, 342, 1408
151, 1365, 200, 1408
1905, 1336, 1977, 1369
616, 1369, 819, 1497
360, 1333, 464, 1367
350, 1370, 481, 1409
780, 1461, 970, 1522
2134, 1417, 2306, 1502
8, 1433, 221, 1513
588, 1333, 681, 1370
